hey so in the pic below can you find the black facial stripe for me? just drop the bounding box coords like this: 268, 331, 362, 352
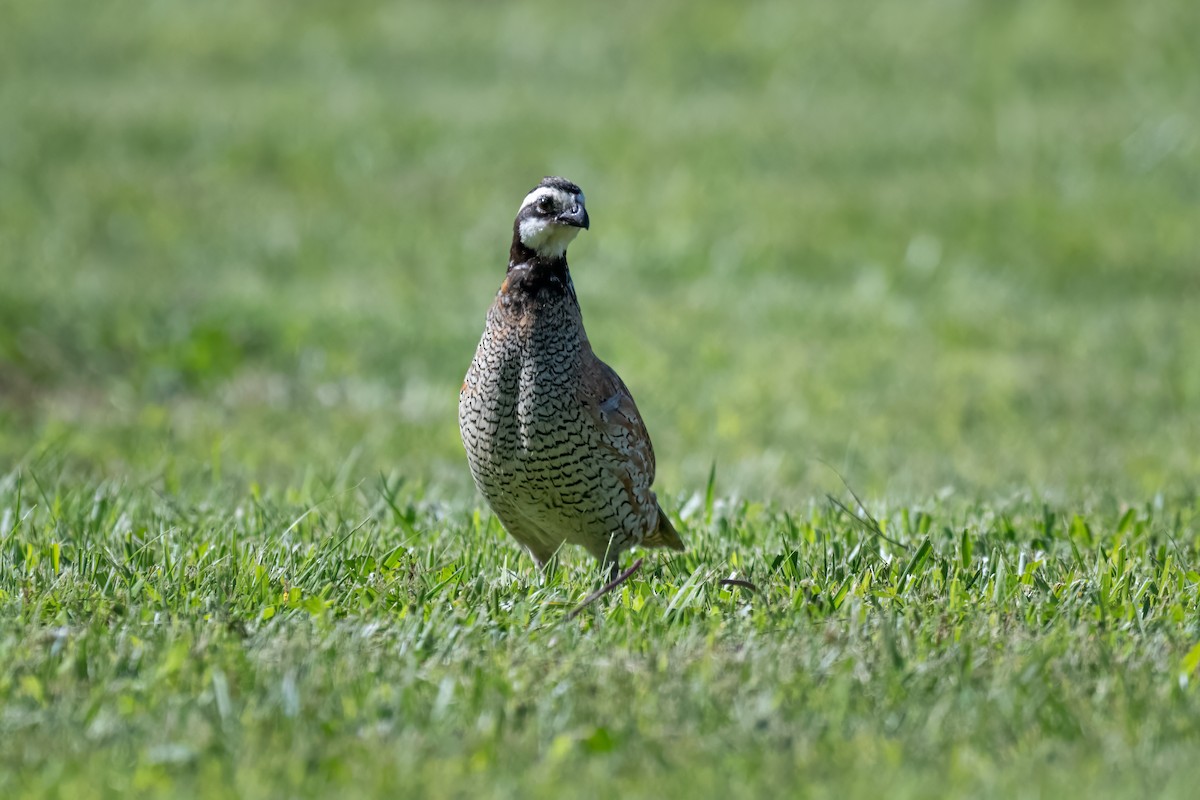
519, 188, 572, 219
517, 203, 553, 223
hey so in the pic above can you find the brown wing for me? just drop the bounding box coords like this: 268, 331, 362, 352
577, 352, 656, 484
578, 349, 685, 552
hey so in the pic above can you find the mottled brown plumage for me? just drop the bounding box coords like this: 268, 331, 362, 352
459, 177, 684, 574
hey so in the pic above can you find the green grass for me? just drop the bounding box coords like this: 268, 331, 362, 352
2, 0, 1199, 796
2, 474, 1199, 798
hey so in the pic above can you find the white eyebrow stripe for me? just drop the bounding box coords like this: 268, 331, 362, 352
519, 186, 560, 212
518, 186, 584, 214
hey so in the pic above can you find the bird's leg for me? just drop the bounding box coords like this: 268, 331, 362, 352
600, 535, 621, 584
538, 554, 559, 585
567, 557, 644, 621
529, 543, 562, 584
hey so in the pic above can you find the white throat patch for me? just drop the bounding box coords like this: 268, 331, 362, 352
518, 216, 581, 259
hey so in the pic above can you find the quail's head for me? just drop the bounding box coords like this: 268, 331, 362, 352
513, 176, 589, 260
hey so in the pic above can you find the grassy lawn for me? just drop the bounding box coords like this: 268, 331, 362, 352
2, 0, 1199, 797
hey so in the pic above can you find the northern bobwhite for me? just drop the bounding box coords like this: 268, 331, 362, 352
459, 176, 685, 576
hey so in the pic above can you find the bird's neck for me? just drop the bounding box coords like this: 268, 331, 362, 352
506, 239, 572, 299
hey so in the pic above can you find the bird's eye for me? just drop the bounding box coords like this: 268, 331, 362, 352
537, 197, 554, 213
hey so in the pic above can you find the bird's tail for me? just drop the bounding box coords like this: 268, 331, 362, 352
643, 503, 685, 551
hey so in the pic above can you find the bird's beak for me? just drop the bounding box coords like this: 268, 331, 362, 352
557, 204, 590, 230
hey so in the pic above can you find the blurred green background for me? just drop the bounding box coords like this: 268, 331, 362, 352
2, 0, 1198, 500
